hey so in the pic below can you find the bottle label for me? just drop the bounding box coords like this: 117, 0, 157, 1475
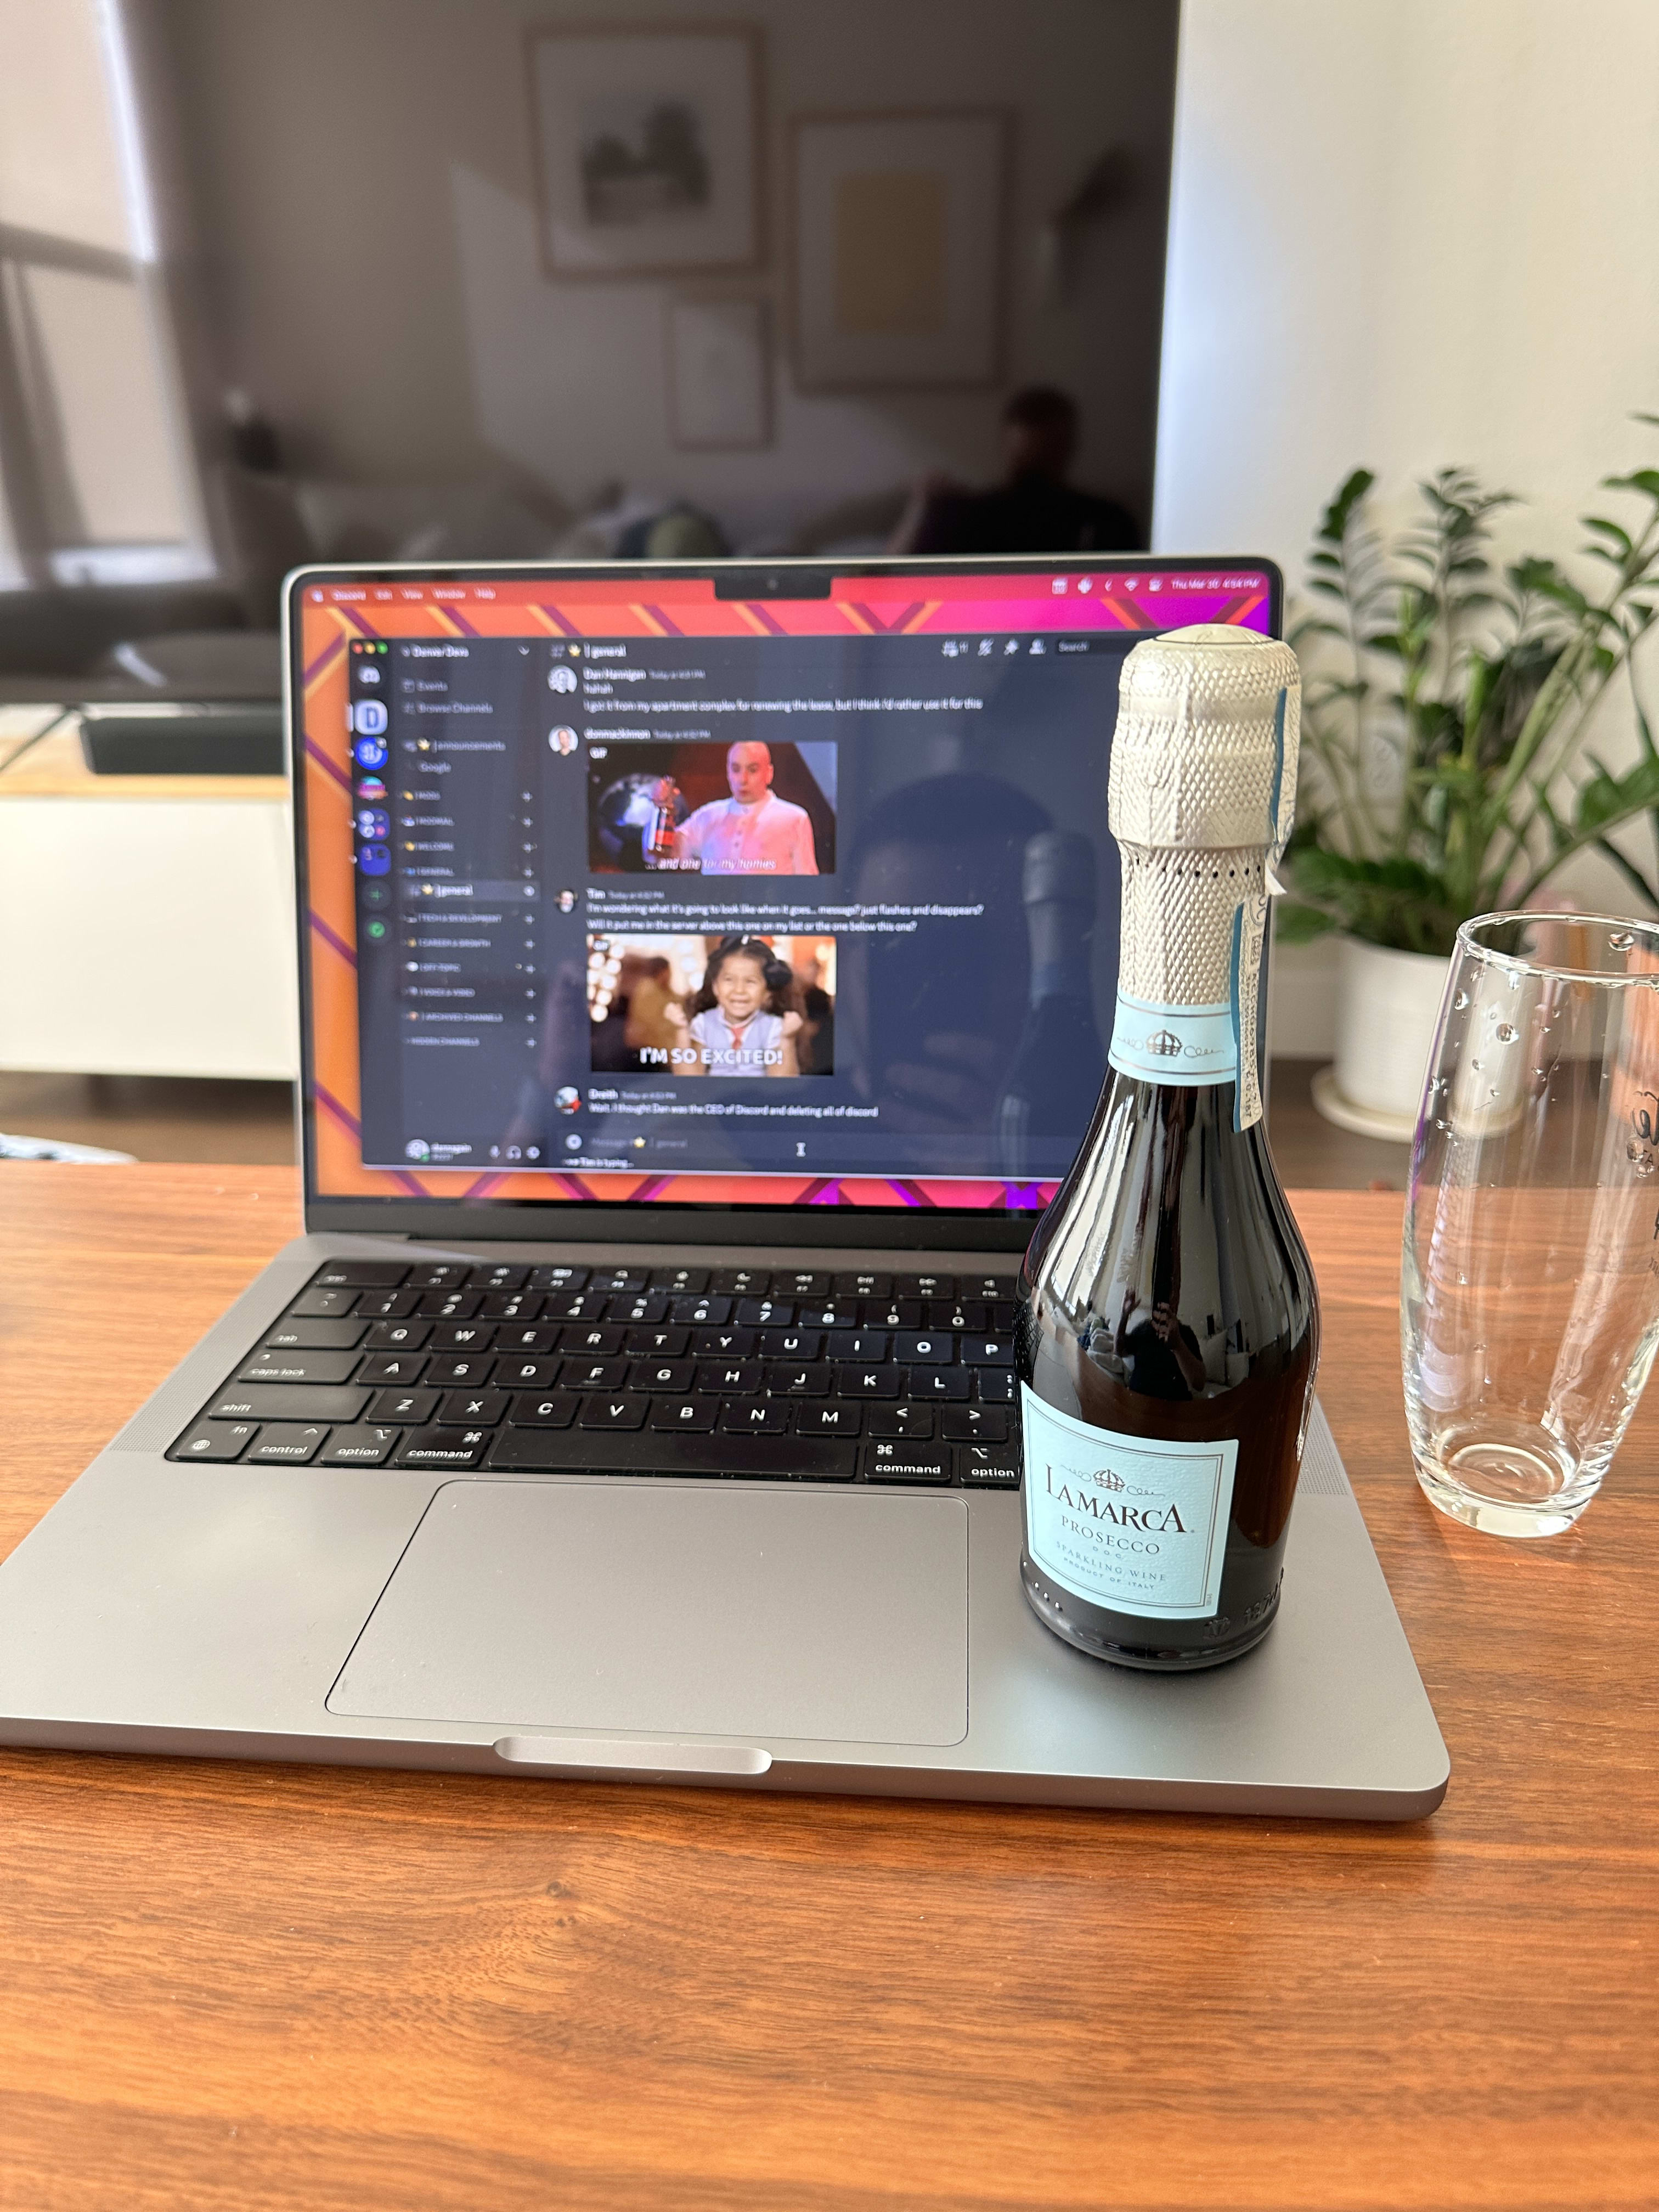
1108, 991, 1235, 1087
1020, 1385, 1238, 1620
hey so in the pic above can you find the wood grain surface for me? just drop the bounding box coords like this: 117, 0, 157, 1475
0, 1165, 1654, 2211
0, 727, 287, 803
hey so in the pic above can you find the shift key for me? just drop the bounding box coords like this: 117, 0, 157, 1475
209, 1383, 371, 1424
236, 1350, 363, 1385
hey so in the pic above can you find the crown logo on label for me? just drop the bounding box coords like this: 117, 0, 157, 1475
1146, 1029, 1183, 1057
1094, 1469, 1127, 1491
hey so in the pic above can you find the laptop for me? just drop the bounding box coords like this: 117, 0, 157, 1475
0, 554, 1449, 1819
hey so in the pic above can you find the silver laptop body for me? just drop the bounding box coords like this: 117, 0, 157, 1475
0, 555, 1448, 1819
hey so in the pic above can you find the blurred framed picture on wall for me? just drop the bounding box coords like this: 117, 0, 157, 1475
527, 23, 764, 279
789, 110, 1010, 391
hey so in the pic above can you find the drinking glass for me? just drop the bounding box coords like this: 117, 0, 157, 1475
1402, 912, 1659, 1537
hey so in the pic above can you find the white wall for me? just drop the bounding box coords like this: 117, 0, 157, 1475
1155, 0, 1659, 1053
162, 0, 1176, 549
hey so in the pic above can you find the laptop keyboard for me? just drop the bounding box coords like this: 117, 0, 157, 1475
167, 1260, 1025, 1489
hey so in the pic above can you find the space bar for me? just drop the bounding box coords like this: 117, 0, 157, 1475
488, 1427, 859, 1480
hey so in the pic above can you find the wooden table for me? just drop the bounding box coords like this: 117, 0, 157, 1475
1, 1165, 1654, 2210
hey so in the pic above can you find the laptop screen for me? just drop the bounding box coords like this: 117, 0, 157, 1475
292, 558, 1278, 1220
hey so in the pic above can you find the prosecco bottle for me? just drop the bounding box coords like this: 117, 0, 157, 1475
1016, 625, 1320, 1671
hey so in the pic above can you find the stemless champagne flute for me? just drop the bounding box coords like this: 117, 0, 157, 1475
1402, 912, 1659, 1536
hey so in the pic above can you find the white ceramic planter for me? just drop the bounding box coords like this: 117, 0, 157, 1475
1313, 935, 1453, 1141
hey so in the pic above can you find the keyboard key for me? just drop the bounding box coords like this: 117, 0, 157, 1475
355, 1290, 422, 1320
669, 1295, 731, 1325
367, 1387, 440, 1425
489, 1427, 858, 1480
396, 1427, 489, 1468
910, 1367, 970, 1400
650, 1266, 708, 1294
362, 1319, 432, 1351
868, 1300, 923, 1329
870, 1403, 935, 1438
439, 1390, 507, 1426
649, 1397, 717, 1433
171, 1420, 258, 1462
287, 1285, 358, 1319
757, 1328, 822, 1359
481, 1291, 541, 1321
896, 1333, 955, 1365
927, 1301, 989, 1333
468, 1263, 529, 1290
736, 1298, 795, 1328
406, 1262, 472, 1291
690, 1326, 755, 1357
425, 1353, 496, 1388
493, 1324, 560, 1355
429, 1321, 496, 1352
961, 1336, 1014, 1367
262, 1318, 368, 1351
416, 1290, 482, 1320
527, 1263, 589, 1292
245, 1423, 330, 1465
564, 1356, 630, 1391
510, 1392, 579, 1427
796, 1305, 852, 1331
836, 1363, 904, 1398
543, 1293, 609, 1323
695, 1358, 760, 1394
356, 1352, 429, 1387
312, 1261, 409, 1289
719, 1401, 789, 1434
833, 1271, 891, 1298
496, 1356, 563, 1390
763, 1362, 830, 1397
774, 1271, 831, 1299
897, 1273, 954, 1299
319, 1425, 402, 1466
237, 1350, 362, 1386
941, 1405, 1009, 1441
556, 1324, 623, 1357
827, 1330, 889, 1362
960, 1444, 1022, 1488
710, 1267, 769, 1296
865, 1442, 950, 1484
962, 1273, 1015, 1300
624, 1325, 689, 1357
612, 1293, 669, 1325
631, 1358, 695, 1392
796, 1403, 862, 1437
590, 1267, 648, 1294
579, 1393, 648, 1431
209, 1384, 370, 1424
976, 1369, 1017, 1404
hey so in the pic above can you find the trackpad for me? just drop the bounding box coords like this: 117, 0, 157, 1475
329, 1480, 969, 1746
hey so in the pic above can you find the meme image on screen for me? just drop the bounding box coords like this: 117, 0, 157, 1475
588, 933, 836, 1077
587, 740, 837, 876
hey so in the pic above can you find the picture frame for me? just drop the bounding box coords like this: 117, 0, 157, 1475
526, 22, 765, 281
788, 109, 1011, 392
664, 294, 772, 450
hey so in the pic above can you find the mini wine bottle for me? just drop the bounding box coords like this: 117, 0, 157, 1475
1017, 624, 1320, 1670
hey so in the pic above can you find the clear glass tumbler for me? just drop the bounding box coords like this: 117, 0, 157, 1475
1402, 912, 1659, 1537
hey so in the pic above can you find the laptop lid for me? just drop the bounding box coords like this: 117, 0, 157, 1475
286, 555, 1281, 1248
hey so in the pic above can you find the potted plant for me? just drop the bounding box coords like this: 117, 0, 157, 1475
1281, 428, 1659, 1135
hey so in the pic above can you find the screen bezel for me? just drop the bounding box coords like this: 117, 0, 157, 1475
289, 551, 1284, 1246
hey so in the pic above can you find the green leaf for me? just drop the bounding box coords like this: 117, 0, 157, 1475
1273, 900, 1335, 944
1603, 468, 1659, 499
1582, 514, 1634, 554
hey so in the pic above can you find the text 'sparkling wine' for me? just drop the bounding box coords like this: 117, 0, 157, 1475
1017, 624, 1320, 1671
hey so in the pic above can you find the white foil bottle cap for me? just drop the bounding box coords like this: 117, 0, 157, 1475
1107, 625, 1302, 1129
